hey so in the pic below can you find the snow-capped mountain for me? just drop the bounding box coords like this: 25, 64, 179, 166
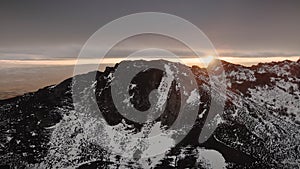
0, 59, 299, 169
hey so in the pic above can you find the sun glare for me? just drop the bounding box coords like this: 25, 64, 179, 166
201, 55, 215, 65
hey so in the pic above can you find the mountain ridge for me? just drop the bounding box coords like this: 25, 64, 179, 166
0, 59, 299, 168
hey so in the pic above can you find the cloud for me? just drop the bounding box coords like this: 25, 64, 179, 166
1, 43, 299, 62
219, 51, 300, 58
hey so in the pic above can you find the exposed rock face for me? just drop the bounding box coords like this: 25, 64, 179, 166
0, 59, 299, 169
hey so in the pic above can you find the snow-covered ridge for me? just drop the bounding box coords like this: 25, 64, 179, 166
0, 59, 299, 168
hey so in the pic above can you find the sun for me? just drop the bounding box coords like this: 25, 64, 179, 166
201, 55, 215, 65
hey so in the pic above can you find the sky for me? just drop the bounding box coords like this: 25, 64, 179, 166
0, 0, 300, 99
0, 0, 300, 64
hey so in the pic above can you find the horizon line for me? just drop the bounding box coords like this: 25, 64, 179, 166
1, 56, 299, 67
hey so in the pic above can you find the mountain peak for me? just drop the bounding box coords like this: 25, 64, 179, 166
0, 59, 299, 168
